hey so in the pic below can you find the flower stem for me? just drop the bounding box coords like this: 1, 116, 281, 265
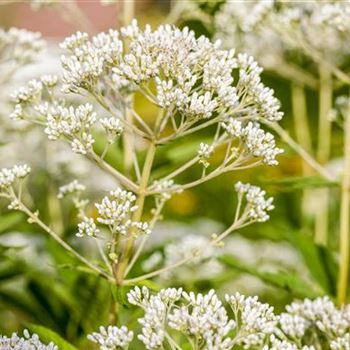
18, 202, 115, 283
337, 98, 350, 305
121, 0, 135, 174
116, 141, 156, 284
123, 255, 193, 285
291, 83, 313, 221
89, 151, 139, 193
315, 65, 332, 246
123, 0, 134, 25
125, 199, 165, 276
264, 122, 335, 181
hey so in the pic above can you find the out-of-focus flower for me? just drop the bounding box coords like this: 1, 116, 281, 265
0, 330, 57, 350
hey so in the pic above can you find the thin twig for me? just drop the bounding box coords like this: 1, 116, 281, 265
89, 151, 139, 193
263, 121, 336, 182
123, 255, 194, 285
17, 200, 115, 283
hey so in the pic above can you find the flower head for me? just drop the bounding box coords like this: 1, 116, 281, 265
235, 181, 274, 222
0, 164, 31, 191
0, 330, 57, 350
88, 326, 134, 350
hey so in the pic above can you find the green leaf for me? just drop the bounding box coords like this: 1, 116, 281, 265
27, 324, 78, 350
0, 260, 25, 281
219, 254, 323, 299
284, 230, 333, 294
261, 176, 338, 190
0, 212, 24, 234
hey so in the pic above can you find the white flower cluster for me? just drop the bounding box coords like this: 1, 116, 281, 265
217, 0, 273, 35
198, 142, 215, 168
0, 27, 45, 64
235, 181, 274, 223
151, 179, 181, 202
10, 21, 283, 178
0, 164, 31, 191
169, 290, 236, 349
331, 333, 350, 350
88, 325, 134, 350
214, 1, 350, 69
263, 334, 315, 350
237, 53, 283, 122
222, 119, 283, 166
11, 79, 44, 106
94, 189, 150, 236
0, 330, 57, 350
77, 216, 99, 237
91, 288, 350, 349
10, 74, 57, 118
213, 0, 281, 69
57, 20, 281, 124
100, 117, 124, 143
127, 286, 183, 349
41, 103, 97, 154
226, 292, 278, 348
60, 29, 123, 93
281, 296, 350, 347
57, 179, 86, 199
272, 2, 350, 61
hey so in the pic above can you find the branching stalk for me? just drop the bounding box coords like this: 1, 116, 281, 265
291, 83, 314, 220
123, 255, 194, 285
123, 213, 247, 285
264, 121, 335, 182
337, 98, 350, 305
116, 141, 156, 284
315, 66, 333, 246
125, 199, 166, 276
89, 151, 139, 193
17, 200, 114, 283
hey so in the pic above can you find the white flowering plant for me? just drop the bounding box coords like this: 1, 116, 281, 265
3, 1, 350, 349
174, 0, 350, 310
0, 16, 290, 347
2, 19, 283, 290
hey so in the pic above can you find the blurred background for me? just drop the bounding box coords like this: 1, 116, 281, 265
0, 1, 343, 348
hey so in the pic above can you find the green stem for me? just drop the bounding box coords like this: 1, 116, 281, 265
121, 0, 135, 174
315, 66, 332, 246
291, 83, 312, 159
125, 199, 165, 276
291, 83, 313, 221
260, 121, 335, 181
18, 202, 115, 283
123, 0, 134, 25
116, 141, 156, 284
337, 98, 350, 305
123, 98, 135, 175
89, 151, 139, 193
123, 255, 193, 285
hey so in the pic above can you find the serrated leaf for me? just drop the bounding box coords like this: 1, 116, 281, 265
27, 324, 78, 350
